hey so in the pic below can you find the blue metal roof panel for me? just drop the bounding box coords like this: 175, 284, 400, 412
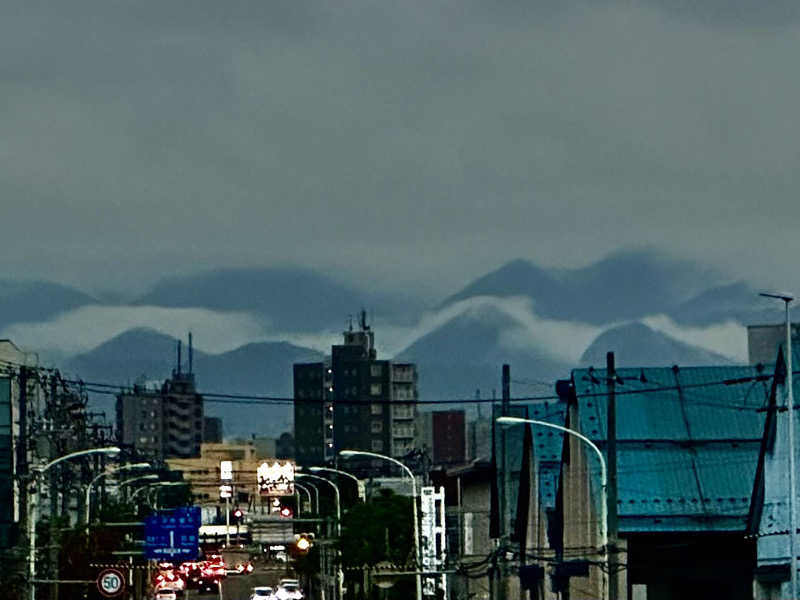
571, 363, 769, 533
494, 401, 567, 530
573, 365, 770, 441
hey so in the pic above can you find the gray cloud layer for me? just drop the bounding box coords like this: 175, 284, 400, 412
3, 0, 800, 294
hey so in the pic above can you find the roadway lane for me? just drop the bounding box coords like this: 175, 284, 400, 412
193, 564, 295, 600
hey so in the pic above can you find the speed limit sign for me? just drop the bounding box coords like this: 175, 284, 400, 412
96, 568, 125, 598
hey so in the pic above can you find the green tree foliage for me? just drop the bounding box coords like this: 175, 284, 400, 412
338, 490, 413, 568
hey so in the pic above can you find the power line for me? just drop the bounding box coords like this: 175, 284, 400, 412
0, 356, 778, 409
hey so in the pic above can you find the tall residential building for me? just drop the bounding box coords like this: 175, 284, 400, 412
293, 314, 418, 467
116, 340, 205, 460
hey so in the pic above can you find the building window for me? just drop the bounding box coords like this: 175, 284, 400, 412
371, 439, 384, 452
371, 420, 383, 433
370, 364, 383, 377
370, 383, 382, 396
371, 404, 383, 415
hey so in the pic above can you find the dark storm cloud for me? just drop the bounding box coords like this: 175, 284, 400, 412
2, 0, 800, 294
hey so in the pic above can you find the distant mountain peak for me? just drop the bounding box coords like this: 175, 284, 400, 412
580, 321, 732, 368
442, 248, 724, 325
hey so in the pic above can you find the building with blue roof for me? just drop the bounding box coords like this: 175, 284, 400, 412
501, 361, 774, 599
749, 344, 800, 600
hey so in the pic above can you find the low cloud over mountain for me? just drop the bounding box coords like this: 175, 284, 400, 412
442, 248, 721, 325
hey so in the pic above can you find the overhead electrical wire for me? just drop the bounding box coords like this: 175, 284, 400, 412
0, 356, 779, 409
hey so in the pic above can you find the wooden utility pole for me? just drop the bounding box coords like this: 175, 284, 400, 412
606, 352, 618, 600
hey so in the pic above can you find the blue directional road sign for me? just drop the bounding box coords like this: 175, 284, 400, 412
144, 506, 201, 560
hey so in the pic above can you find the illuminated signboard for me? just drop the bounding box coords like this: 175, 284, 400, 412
220, 461, 233, 481
256, 461, 295, 496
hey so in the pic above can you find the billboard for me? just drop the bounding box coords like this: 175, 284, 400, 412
257, 461, 295, 496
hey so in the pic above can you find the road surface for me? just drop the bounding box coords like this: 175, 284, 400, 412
193, 564, 296, 600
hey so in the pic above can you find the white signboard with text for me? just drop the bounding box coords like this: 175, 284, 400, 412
257, 460, 295, 496
420, 486, 446, 598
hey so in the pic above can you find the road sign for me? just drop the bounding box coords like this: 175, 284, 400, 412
96, 568, 125, 598
219, 484, 232, 498
144, 506, 201, 560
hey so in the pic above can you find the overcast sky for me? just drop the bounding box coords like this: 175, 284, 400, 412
3, 0, 800, 297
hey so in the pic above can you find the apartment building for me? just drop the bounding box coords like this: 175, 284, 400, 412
293, 314, 418, 468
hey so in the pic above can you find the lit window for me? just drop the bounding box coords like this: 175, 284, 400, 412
370, 384, 382, 396
371, 421, 383, 433
370, 364, 383, 377
371, 404, 383, 415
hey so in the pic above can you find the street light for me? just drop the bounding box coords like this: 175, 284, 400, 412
297, 473, 341, 536
119, 473, 160, 495
339, 449, 421, 600
496, 416, 608, 596
309, 466, 365, 501
294, 483, 314, 514
130, 481, 185, 501
28, 446, 121, 600
297, 473, 342, 600
761, 291, 797, 600
85, 462, 151, 525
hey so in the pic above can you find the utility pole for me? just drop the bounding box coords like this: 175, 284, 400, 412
500, 365, 510, 600
606, 352, 618, 600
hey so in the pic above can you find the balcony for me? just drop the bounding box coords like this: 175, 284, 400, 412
392, 426, 415, 439
392, 406, 415, 420
391, 367, 416, 383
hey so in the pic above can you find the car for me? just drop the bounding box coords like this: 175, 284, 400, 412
227, 560, 254, 575
275, 582, 303, 600
154, 569, 185, 592
154, 589, 185, 600
249, 586, 275, 600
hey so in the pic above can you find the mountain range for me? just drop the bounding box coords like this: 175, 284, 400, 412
135, 266, 428, 331
0, 280, 96, 330
64, 328, 323, 437
2, 248, 780, 437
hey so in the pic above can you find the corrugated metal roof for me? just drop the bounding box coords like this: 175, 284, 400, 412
574, 365, 770, 441
494, 400, 568, 529
571, 364, 771, 532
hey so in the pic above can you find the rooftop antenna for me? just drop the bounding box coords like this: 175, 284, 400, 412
348, 315, 354, 332
360, 308, 369, 331
188, 332, 193, 375
176, 340, 182, 375
476, 389, 482, 419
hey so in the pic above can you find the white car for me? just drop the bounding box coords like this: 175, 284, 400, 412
275, 582, 303, 600
154, 590, 185, 600
250, 586, 275, 600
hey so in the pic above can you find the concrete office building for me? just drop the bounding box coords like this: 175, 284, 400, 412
293, 313, 418, 467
